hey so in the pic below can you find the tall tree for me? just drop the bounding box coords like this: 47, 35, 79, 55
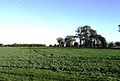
56, 37, 64, 47
108, 42, 114, 48
80, 25, 92, 47
75, 26, 83, 47
89, 29, 97, 47
75, 25, 92, 47
115, 41, 120, 47
65, 35, 75, 47
75, 25, 107, 48
97, 35, 107, 48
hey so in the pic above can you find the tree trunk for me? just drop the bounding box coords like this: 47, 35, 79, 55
79, 38, 82, 47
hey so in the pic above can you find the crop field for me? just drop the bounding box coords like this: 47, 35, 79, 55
0, 47, 119, 81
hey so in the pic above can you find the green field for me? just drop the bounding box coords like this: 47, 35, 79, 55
0, 47, 120, 81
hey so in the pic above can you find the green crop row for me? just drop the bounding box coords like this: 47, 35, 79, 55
0, 47, 119, 81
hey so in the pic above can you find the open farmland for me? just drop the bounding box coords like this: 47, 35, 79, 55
0, 47, 120, 81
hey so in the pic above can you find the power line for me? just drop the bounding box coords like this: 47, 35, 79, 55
7, 0, 57, 23
16, 0, 57, 23
14, 0, 42, 17
7, 0, 41, 17
16, 0, 47, 17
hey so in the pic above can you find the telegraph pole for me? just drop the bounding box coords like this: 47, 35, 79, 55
118, 25, 120, 32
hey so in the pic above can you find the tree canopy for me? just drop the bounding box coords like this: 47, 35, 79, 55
57, 25, 108, 48
75, 25, 107, 48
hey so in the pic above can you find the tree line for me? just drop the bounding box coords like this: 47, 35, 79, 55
0, 43, 46, 47
0, 25, 120, 48
56, 25, 120, 48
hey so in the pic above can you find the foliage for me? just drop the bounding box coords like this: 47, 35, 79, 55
56, 25, 108, 48
64, 35, 75, 47
75, 25, 107, 48
4, 43, 46, 47
74, 42, 79, 47
108, 42, 114, 48
0, 43, 3, 47
49, 45, 53, 47
56, 37, 64, 47
115, 41, 120, 47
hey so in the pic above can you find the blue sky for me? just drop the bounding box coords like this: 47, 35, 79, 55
0, 0, 120, 45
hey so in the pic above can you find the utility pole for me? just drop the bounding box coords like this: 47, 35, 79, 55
118, 25, 120, 32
